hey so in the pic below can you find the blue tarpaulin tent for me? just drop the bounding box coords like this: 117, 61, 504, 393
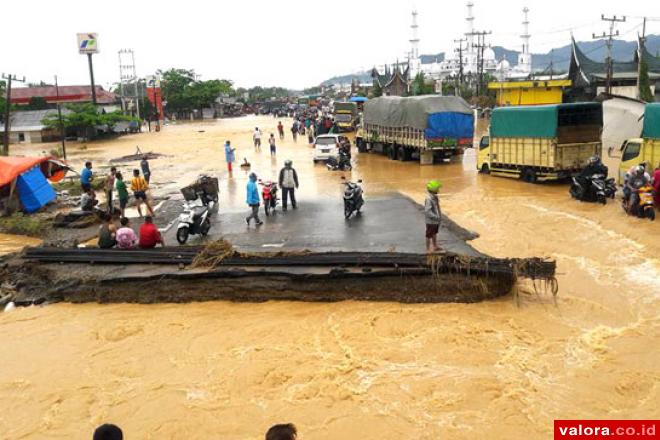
349, 96, 368, 103
15, 166, 57, 213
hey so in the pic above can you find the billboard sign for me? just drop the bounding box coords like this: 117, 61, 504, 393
146, 75, 161, 88
77, 33, 99, 54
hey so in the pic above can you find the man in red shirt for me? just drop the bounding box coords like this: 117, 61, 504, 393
139, 216, 165, 248
653, 163, 660, 208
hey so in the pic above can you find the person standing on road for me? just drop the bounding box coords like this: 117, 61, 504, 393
253, 127, 262, 151
245, 172, 263, 226
291, 122, 298, 142
277, 121, 285, 140
224, 140, 236, 172
307, 123, 315, 144
80, 161, 93, 192
140, 155, 151, 183
115, 171, 129, 218
105, 166, 117, 215
269, 133, 277, 156
278, 160, 299, 211
424, 180, 442, 253
131, 169, 155, 218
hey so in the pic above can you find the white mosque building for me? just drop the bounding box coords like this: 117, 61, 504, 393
408, 2, 533, 81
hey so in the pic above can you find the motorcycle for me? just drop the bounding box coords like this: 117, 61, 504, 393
260, 180, 279, 216
176, 202, 212, 244
569, 174, 616, 204
327, 150, 352, 171
342, 178, 364, 219
623, 185, 656, 221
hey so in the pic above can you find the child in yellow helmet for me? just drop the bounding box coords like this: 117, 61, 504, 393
425, 180, 442, 252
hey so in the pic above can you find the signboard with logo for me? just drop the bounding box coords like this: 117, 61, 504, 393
77, 33, 99, 54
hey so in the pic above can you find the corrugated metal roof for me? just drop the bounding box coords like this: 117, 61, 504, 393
10, 85, 116, 105
0, 109, 71, 132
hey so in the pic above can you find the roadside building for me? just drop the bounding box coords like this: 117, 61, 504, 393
567, 37, 660, 101
488, 79, 572, 106
0, 109, 70, 144
10, 85, 116, 106
371, 64, 410, 96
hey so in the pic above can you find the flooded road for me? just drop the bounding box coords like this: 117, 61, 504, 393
1, 116, 659, 439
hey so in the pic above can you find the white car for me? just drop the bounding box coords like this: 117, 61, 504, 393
313, 134, 350, 162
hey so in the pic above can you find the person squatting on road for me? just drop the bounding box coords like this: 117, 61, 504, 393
224, 140, 236, 172
278, 160, 299, 211
424, 180, 442, 253
246, 172, 263, 226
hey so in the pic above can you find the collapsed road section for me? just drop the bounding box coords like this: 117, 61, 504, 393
2, 246, 556, 304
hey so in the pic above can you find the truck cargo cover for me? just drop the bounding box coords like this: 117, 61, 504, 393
364, 96, 473, 130
642, 103, 660, 139
491, 103, 602, 138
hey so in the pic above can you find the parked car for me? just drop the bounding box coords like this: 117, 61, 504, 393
313, 134, 350, 163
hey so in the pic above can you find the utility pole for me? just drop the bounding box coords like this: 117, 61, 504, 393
593, 14, 626, 96
54, 75, 66, 159
87, 54, 97, 105
468, 31, 491, 96
118, 49, 140, 119
636, 17, 647, 99
2, 73, 26, 156
454, 38, 467, 94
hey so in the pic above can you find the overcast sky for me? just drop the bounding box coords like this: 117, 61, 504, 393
1, 0, 658, 90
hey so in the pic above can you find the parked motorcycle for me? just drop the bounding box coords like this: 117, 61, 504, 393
342, 178, 364, 219
623, 185, 656, 221
327, 151, 352, 171
260, 180, 279, 216
176, 202, 212, 244
569, 174, 616, 204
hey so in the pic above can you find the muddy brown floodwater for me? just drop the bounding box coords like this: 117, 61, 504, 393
1, 116, 659, 439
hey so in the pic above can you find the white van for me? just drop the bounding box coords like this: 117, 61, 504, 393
313, 134, 349, 162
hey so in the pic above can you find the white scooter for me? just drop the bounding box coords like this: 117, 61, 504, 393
177, 201, 212, 244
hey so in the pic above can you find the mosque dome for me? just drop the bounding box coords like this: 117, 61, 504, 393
497, 59, 511, 71
483, 48, 496, 61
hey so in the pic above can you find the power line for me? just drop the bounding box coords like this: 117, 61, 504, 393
593, 14, 626, 95
2, 73, 26, 156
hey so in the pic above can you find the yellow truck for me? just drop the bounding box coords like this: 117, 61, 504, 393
477, 103, 603, 183
617, 103, 660, 184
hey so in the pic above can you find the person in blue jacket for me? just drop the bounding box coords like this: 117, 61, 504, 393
80, 161, 93, 192
245, 172, 262, 226
224, 140, 236, 172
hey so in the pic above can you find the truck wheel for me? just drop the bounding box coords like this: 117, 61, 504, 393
480, 163, 490, 174
388, 145, 397, 160
397, 146, 407, 161
647, 209, 656, 221
357, 139, 367, 153
522, 168, 538, 184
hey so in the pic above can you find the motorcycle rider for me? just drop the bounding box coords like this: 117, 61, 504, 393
278, 160, 299, 211
625, 165, 651, 214
576, 155, 609, 200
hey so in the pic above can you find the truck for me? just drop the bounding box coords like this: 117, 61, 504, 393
355, 96, 474, 164
477, 103, 603, 183
617, 103, 660, 184
333, 102, 358, 132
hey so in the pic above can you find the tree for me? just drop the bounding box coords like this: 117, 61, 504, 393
42, 103, 135, 140
158, 68, 197, 115
0, 80, 6, 123
372, 81, 383, 98
189, 79, 233, 112
639, 58, 654, 103
25, 97, 49, 110
411, 72, 435, 96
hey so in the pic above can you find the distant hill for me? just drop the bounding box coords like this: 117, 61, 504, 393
321, 35, 660, 85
